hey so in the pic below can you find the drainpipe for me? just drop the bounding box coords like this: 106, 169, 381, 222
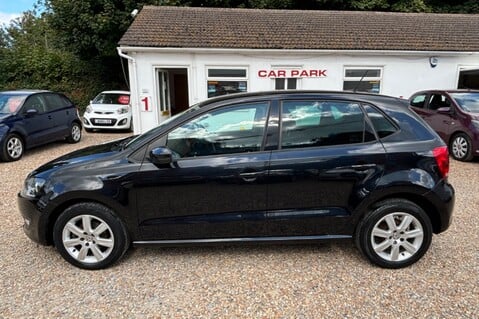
117, 47, 141, 134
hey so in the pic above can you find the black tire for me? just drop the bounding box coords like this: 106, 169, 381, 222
0, 133, 24, 162
66, 122, 82, 143
450, 133, 473, 162
53, 203, 129, 270
355, 199, 432, 269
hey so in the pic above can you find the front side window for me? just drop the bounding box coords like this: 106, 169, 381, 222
281, 100, 375, 149
428, 94, 451, 110
343, 67, 382, 93
207, 68, 248, 98
167, 102, 269, 157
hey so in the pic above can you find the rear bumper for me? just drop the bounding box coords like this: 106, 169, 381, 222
426, 179, 455, 233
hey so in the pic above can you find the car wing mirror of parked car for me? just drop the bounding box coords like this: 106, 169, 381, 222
24, 109, 39, 117
150, 147, 174, 166
437, 107, 452, 114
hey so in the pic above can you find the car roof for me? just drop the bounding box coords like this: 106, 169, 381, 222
0, 89, 50, 95
98, 90, 130, 94
199, 90, 406, 109
411, 89, 479, 96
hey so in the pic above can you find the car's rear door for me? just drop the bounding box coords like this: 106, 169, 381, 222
42, 93, 75, 139
264, 99, 388, 237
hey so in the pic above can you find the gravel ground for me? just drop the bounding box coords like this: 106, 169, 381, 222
0, 131, 478, 318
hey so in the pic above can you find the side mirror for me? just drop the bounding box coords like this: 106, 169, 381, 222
25, 109, 39, 117
150, 147, 173, 165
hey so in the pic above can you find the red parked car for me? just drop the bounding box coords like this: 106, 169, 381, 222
409, 90, 479, 161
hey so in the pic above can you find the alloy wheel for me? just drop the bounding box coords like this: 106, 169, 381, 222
7, 136, 23, 159
61, 214, 115, 264
370, 212, 424, 262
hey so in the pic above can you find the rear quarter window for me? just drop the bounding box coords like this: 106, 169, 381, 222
363, 104, 398, 138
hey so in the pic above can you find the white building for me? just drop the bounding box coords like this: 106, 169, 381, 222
118, 6, 479, 134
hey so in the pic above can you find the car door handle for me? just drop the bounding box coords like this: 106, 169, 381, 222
48, 115, 52, 120
239, 171, 264, 182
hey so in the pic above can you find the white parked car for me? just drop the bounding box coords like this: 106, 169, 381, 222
83, 91, 132, 131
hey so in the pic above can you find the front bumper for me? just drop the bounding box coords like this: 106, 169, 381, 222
17, 193, 51, 245
83, 113, 131, 130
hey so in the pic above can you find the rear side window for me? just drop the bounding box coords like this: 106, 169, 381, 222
43, 93, 71, 111
363, 104, 398, 138
280, 100, 376, 149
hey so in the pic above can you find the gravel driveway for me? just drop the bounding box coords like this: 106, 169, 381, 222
1, 131, 478, 318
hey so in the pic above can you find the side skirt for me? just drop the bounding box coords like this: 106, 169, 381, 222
133, 235, 352, 246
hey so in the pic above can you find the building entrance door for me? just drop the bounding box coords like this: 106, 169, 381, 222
156, 68, 189, 118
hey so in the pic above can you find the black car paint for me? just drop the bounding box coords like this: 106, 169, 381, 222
18, 91, 454, 249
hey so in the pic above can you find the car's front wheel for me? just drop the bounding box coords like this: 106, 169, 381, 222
53, 203, 129, 270
355, 199, 432, 268
1, 134, 24, 162
66, 122, 82, 143
450, 133, 473, 161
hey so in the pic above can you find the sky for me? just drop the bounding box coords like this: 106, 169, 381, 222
0, 0, 38, 26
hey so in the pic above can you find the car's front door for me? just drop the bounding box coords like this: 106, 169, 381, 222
134, 101, 272, 240
20, 94, 55, 146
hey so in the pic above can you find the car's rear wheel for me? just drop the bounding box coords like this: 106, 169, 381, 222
450, 133, 473, 161
356, 199, 432, 268
53, 203, 129, 270
66, 122, 82, 143
1, 134, 24, 162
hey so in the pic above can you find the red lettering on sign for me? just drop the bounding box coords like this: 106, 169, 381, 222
277, 70, 286, 77
290, 70, 300, 77
309, 70, 318, 77
258, 70, 267, 77
319, 69, 327, 77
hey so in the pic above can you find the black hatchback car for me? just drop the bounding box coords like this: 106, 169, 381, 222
0, 90, 82, 161
18, 91, 454, 269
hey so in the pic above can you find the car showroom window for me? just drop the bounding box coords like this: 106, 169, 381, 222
166, 102, 269, 158
281, 100, 375, 149
343, 67, 382, 93
275, 78, 298, 90
207, 68, 248, 98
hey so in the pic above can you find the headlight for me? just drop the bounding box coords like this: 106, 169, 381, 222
117, 106, 129, 114
85, 106, 92, 113
21, 177, 46, 198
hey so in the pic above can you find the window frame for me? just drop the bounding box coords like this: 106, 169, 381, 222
343, 67, 383, 94
206, 67, 248, 98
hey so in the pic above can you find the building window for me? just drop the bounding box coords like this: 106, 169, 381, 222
343, 67, 382, 93
207, 68, 248, 98
275, 78, 297, 90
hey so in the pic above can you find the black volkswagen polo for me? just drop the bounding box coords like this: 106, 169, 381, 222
18, 91, 454, 269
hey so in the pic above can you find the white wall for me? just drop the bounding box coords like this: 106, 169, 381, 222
122, 48, 479, 133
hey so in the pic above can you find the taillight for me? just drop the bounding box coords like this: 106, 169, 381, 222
433, 146, 449, 178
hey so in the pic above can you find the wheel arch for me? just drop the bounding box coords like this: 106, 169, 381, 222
45, 197, 133, 245
354, 192, 443, 235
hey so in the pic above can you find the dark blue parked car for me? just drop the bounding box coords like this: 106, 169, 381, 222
0, 90, 82, 161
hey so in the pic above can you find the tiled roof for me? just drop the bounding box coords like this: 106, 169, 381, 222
119, 6, 479, 52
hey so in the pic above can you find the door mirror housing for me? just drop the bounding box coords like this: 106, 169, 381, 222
150, 147, 173, 165
24, 109, 39, 117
